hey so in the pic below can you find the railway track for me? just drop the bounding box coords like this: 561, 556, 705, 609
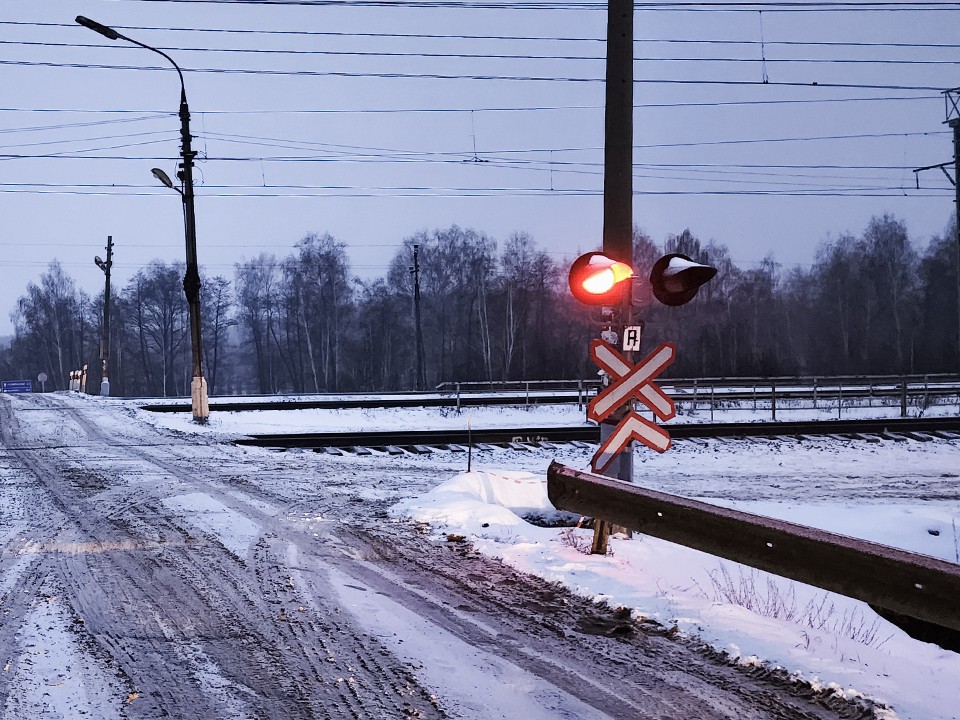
235, 415, 960, 452
137, 375, 960, 413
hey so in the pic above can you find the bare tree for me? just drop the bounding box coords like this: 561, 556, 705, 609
128, 262, 189, 396
201, 274, 235, 395
12, 261, 81, 389
234, 255, 281, 393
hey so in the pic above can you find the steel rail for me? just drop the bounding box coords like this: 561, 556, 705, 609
235, 426, 599, 448
234, 416, 960, 449
141, 393, 581, 412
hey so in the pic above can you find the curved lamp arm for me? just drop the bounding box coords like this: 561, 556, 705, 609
76, 16, 186, 98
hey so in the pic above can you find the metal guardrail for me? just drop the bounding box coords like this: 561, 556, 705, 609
547, 461, 960, 651
436, 373, 960, 393
137, 373, 960, 416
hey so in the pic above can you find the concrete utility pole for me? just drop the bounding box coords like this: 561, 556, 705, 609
948, 88, 960, 375
411, 244, 426, 390
177, 82, 209, 422
95, 236, 113, 396
592, 0, 635, 555
76, 15, 209, 423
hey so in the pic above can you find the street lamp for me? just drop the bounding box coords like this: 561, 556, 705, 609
95, 236, 113, 397
77, 15, 209, 422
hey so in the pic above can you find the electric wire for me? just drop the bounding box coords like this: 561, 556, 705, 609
7, 39, 960, 66
1, 59, 947, 92
0, 94, 943, 118
6, 19, 960, 49
0, 184, 948, 198
86, 0, 960, 11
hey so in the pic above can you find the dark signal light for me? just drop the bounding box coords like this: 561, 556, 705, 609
649, 253, 717, 306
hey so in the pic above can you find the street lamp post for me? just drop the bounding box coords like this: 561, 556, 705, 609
77, 15, 209, 422
95, 236, 113, 397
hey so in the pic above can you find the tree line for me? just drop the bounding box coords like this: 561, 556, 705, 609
1, 213, 957, 396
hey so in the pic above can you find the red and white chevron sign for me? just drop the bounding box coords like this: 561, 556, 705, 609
587, 340, 677, 473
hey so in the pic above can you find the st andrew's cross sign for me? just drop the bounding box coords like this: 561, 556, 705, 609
587, 339, 676, 473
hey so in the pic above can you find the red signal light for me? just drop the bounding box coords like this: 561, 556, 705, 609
568, 252, 635, 306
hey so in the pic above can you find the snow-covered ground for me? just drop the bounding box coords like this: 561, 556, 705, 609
125, 397, 960, 719
138, 393, 960, 435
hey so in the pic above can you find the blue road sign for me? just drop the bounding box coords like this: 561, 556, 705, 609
1, 380, 33, 393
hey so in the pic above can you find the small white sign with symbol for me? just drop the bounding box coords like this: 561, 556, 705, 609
622, 325, 643, 352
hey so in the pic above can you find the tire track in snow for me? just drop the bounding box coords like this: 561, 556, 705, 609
2, 393, 880, 719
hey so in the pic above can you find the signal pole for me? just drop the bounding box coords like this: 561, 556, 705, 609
913, 87, 960, 375
593, 0, 635, 555
411, 244, 426, 390
949, 88, 960, 374
95, 236, 113, 397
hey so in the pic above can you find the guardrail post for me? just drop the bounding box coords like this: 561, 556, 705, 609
901, 376, 908, 418
838, 382, 843, 418
577, 379, 584, 411
813, 377, 817, 409
692, 379, 698, 414
709, 383, 715, 421
456, 383, 461, 413
752, 383, 756, 411
771, 379, 776, 421
526, 381, 530, 406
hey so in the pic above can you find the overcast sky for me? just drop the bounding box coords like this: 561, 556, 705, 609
2, 0, 958, 336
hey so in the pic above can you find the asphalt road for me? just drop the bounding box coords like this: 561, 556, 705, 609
0, 392, 877, 719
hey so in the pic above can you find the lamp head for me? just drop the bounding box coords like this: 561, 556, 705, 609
75, 16, 121, 41
649, 253, 718, 306
568, 252, 635, 306
151, 167, 175, 189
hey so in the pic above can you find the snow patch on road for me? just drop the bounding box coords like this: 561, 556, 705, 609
0, 554, 34, 602
2, 595, 125, 720
327, 565, 616, 720
162, 492, 262, 560
153, 614, 258, 720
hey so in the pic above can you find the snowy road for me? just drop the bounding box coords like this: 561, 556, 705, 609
1, 392, 879, 719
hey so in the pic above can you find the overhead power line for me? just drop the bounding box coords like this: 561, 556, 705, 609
0, 95, 941, 118
0, 114, 170, 134
13, 44, 960, 67
95, 0, 960, 10
1, 59, 945, 92
7, 39, 960, 66
0, 186, 949, 198
0, 130, 177, 151
5, 20, 960, 48
2, 129, 947, 162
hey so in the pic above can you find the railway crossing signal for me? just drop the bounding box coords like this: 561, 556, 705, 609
569, 251, 717, 310
588, 339, 676, 473
567, 245, 716, 553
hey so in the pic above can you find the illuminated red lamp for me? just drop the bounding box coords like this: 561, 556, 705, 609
568, 252, 635, 306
